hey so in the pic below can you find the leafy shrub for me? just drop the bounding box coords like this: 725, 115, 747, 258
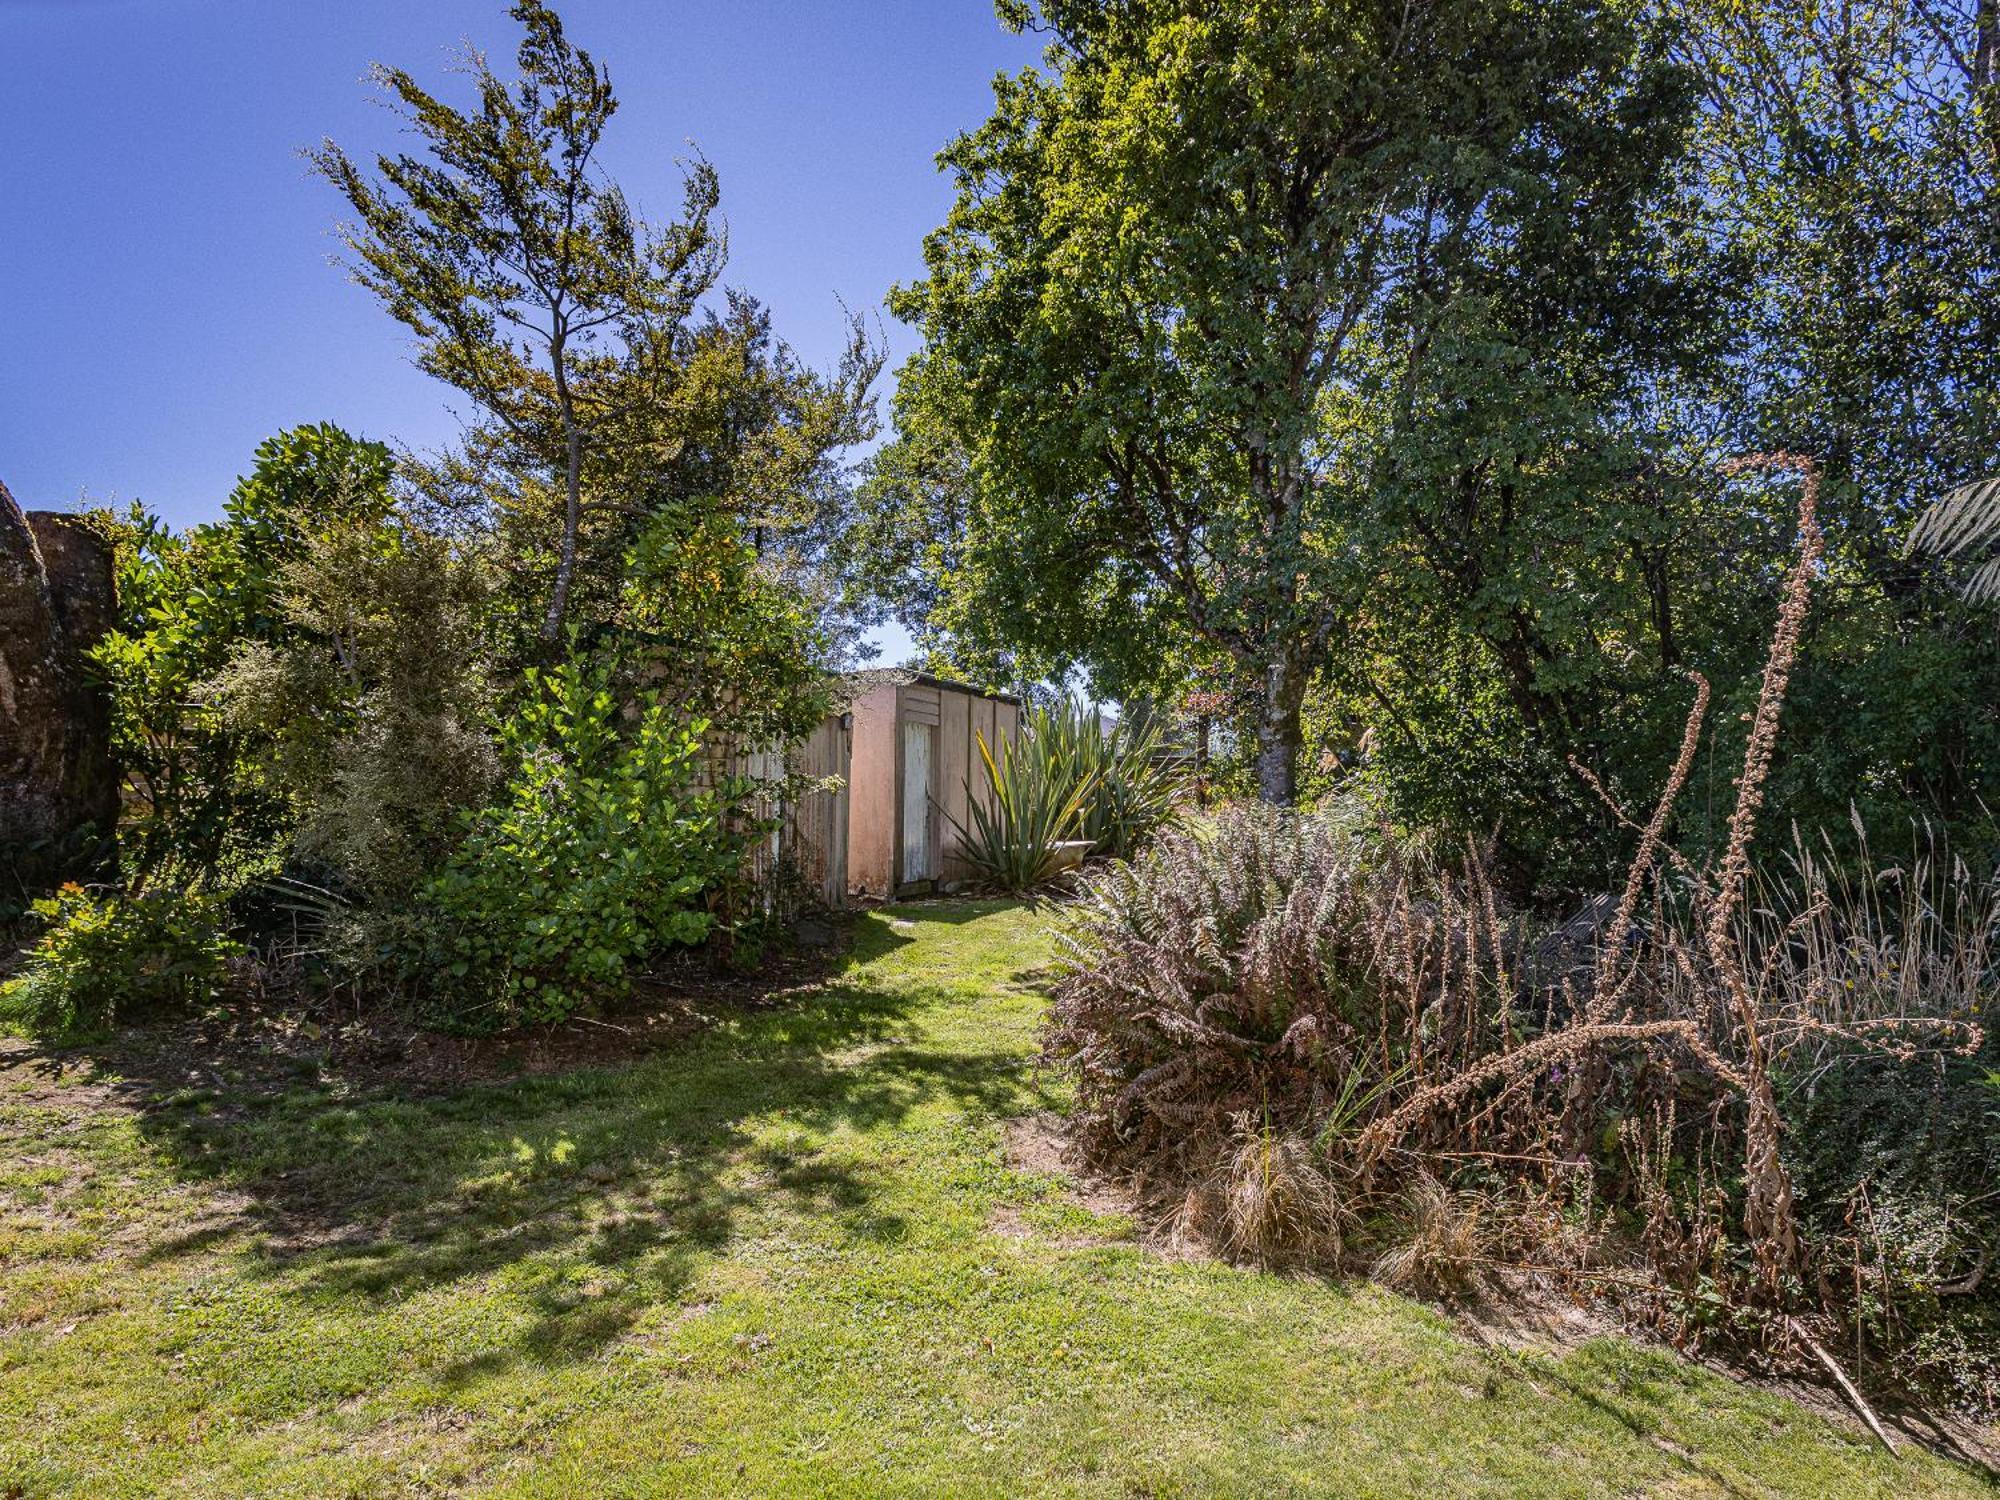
414, 659, 734, 1029
0, 885, 243, 1036
1781, 1043, 2000, 1412
950, 698, 1180, 891
95, 424, 397, 890
208, 516, 499, 902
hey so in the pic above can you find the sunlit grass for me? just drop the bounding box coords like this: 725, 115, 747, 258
0, 902, 1990, 1497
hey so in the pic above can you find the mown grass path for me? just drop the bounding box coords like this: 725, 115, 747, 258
0, 902, 1992, 1497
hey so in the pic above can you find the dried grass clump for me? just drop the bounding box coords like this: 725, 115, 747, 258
1180, 1116, 1355, 1267
1372, 1174, 1493, 1298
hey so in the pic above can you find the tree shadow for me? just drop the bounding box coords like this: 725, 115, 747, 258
15, 918, 1049, 1394
1509, 1341, 1761, 1498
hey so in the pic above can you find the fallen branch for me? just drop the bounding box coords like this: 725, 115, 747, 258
1936, 1247, 1990, 1299
1789, 1315, 1898, 1457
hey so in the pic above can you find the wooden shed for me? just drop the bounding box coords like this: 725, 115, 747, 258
843, 670, 1022, 899
725, 670, 1022, 911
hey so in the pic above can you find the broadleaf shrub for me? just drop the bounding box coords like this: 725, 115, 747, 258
0, 885, 243, 1036
93, 424, 398, 890
414, 659, 734, 1030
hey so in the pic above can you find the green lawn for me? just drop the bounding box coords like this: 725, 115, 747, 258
0, 901, 1992, 1498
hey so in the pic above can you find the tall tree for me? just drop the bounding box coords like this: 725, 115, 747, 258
1671, 0, 2000, 841
1682, 0, 2000, 582
889, 0, 1702, 802
310, 0, 721, 648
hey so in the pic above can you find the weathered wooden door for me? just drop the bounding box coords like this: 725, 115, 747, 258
900, 720, 935, 883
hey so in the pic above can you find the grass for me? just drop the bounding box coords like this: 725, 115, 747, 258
0, 900, 1993, 1497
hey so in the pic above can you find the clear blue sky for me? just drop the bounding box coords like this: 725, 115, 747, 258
0, 0, 1041, 661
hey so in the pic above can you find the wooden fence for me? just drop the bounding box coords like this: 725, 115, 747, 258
704, 712, 851, 912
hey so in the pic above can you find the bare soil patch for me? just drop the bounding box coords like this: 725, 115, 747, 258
1001, 1110, 1138, 1221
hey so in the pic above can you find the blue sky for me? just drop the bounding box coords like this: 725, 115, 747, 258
0, 0, 1042, 661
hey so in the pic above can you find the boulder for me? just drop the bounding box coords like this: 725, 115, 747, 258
0, 477, 118, 894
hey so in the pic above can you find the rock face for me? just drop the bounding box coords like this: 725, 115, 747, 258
0, 477, 118, 894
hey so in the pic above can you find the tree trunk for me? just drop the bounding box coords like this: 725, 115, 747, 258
1193, 712, 1211, 809
1252, 650, 1307, 805
539, 345, 583, 649
1978, 0, 1999, 169
539, 426, 583, 647
0, 479, 118, 894
1243, 433, 1313, 806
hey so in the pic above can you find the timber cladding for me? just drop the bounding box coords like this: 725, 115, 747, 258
839, 671, 1020, 900
690, 687, 851, 913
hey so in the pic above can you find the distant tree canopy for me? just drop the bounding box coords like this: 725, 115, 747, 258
857, 0, 2000, 890
308, 0, 880, 720
876, 0, 1710, 806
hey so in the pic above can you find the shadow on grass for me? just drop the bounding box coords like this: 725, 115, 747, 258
19, 905, 1050, 1386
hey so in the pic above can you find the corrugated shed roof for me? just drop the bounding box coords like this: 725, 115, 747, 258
839, 667, 1021, 707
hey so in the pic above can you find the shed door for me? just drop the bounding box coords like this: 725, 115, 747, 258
901, 721, 935, 883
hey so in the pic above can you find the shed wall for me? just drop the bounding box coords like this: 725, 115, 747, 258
786, 714, 851, 909
828, 676, 1024, 901
918, 684, 1020, 894
936, 690, 973, 884
847, 683, 899, 898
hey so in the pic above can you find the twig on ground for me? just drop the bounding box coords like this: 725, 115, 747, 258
1790, 1315, 1899, 1456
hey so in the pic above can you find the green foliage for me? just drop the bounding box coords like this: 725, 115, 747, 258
0, 884, 242, 1037
949, 721, 1098, 893
272, 5, 878, 1029
616, 504, 838, 750
308, 0, 723, 645
94, 424, 397, 889
1312, 0, 2000, 885
1780, 1043, 2000, 1413
1034, 700, 1180, 860
87, 3, 879, 1034
880, 0, 1704, 802
415, 658, 731, 1029
862, 0, 2000, 892
208, 511, 499, 902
